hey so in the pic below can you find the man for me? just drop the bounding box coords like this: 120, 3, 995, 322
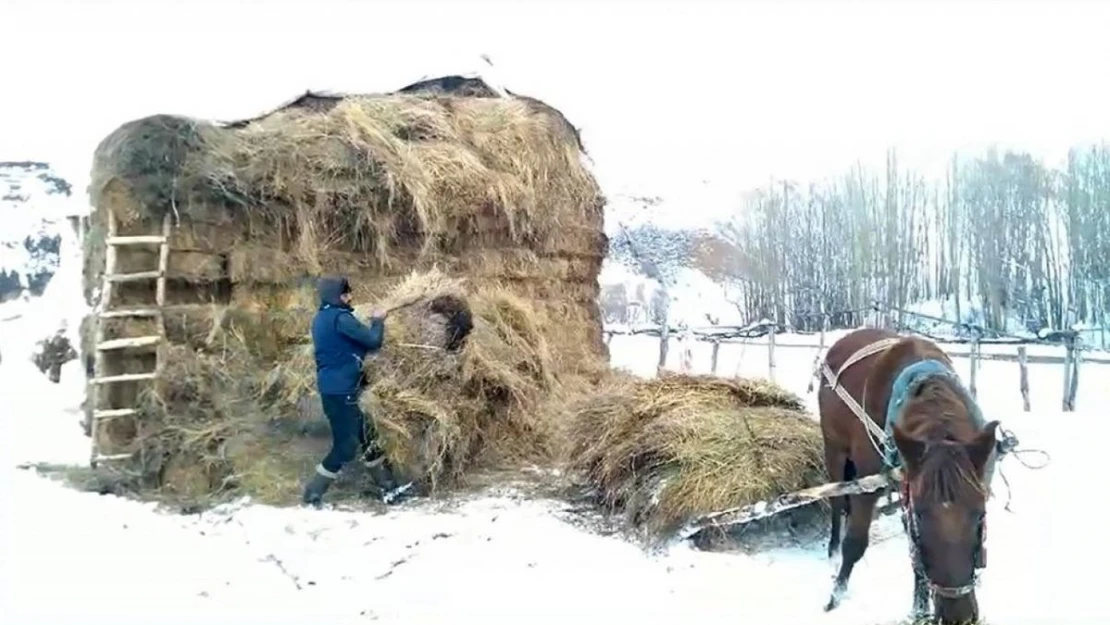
301, 275, 400, 507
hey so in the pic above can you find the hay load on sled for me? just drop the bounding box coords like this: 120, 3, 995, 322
564, 372, 827, 539
81, 75, 608, 505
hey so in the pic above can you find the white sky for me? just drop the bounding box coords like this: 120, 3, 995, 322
4, 0, 1110, 226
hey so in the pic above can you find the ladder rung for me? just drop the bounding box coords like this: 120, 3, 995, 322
91, 372, 157, 385
97, 335, 162, 351
107, 235, 167, 246
93, 408, 139, 419
93, 453, 134, 463
99, 308, 162, 319
106, 271, 163, 283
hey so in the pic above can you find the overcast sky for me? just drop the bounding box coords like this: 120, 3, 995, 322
4, 0, 1110, 225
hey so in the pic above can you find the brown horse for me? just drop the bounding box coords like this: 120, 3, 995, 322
817, 328, 999, 624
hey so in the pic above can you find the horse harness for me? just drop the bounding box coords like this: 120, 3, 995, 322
818, 337, 901, 462
818, 338, 988, 601
899, 478, 985, 600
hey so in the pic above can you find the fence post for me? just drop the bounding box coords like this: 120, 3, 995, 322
767, 324, 777, 382
1067, 340, 1082, 411
679, 329, 693, 373
710, 340, 721, 375
968, 333, 980, 400
1062, 334, 1075, 412
605, 331, 613, 348
1017, 346, 1030, 412
807, 307, 830, 393
657, 313, 671, 376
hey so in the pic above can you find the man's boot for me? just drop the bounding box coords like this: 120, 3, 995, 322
301, 469, 335, 508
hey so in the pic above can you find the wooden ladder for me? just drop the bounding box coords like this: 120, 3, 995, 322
88, 213, 172, 468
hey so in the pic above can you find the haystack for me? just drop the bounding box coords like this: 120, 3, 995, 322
81, 76, 608, 505
565, 372, 826, 537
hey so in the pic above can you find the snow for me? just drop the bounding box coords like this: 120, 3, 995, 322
2, 278, 1105, 624
0, 202, 88, 361
600, 262, 750, 328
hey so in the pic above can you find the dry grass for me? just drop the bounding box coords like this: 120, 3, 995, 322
131, 268, 563, 502
106, 332, 328, 506
565, 372, 826, 537
90, 94, 604, 271
81, 83, 609, 508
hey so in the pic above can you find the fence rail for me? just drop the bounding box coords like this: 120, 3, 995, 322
605, 335, 1110, 366
603, 302, 1105, 412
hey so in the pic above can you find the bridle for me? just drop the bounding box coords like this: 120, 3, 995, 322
899, 479, 986, 600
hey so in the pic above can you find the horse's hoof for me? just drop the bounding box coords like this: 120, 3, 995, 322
824, 598, 839, 612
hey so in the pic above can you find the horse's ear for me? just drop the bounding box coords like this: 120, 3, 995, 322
966, 420, 1000, 476
891, 422, 925, 472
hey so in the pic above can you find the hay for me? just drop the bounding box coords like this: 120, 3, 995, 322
90, 92, 604, 268
104, 268, 562, 506
267, 268, 558, 493
86, 81, 607, 365
565, 372, 826, 537
106, 332, 326, 506
82, 78, 609, 507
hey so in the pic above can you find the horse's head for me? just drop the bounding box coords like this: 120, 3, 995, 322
892, 419, 999, 623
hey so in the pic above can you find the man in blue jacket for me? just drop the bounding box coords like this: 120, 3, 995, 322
301, 275, 400, 507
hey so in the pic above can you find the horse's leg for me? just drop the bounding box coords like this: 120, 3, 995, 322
823, 446, 848, 560
824, 491, 879, 612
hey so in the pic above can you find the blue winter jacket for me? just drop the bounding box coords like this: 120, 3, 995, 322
311, 276, 385, 396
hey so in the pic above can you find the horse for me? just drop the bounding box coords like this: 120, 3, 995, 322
817, 327, 1000, 624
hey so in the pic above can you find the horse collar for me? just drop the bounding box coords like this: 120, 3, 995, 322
884, 359, 986, 468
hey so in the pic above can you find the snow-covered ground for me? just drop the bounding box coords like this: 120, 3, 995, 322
1, 278, 1102, 625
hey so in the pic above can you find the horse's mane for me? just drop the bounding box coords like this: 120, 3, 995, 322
913, 442, 986, 506
903, 376, 987, 506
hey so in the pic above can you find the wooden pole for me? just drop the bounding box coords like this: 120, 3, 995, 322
1017, 346, 1031, 412
1067, 343, 1082, 411
968, 333, 980, 399
605, 332, 613, 348
807, 307, 830, 394
710, 340, 721, 375
1063, 337, 1075, 412
657, 332, 669, 375
656, 298, 671, 376
679, 329, 693, 373
678, 469, 901, 539
767, 324, 777, 382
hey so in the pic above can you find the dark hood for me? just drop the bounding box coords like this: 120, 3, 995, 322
317, 276, 352, 308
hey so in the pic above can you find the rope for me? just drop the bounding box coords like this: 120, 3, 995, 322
818, 338, 901, 461
991, 424, 1050, 513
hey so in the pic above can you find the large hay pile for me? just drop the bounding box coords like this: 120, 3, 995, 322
82, 76, 607, 504
565, 373, 826, 537
268, 269, 560, 493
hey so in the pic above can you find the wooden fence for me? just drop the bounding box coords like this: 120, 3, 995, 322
603, 322, 1103, 413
